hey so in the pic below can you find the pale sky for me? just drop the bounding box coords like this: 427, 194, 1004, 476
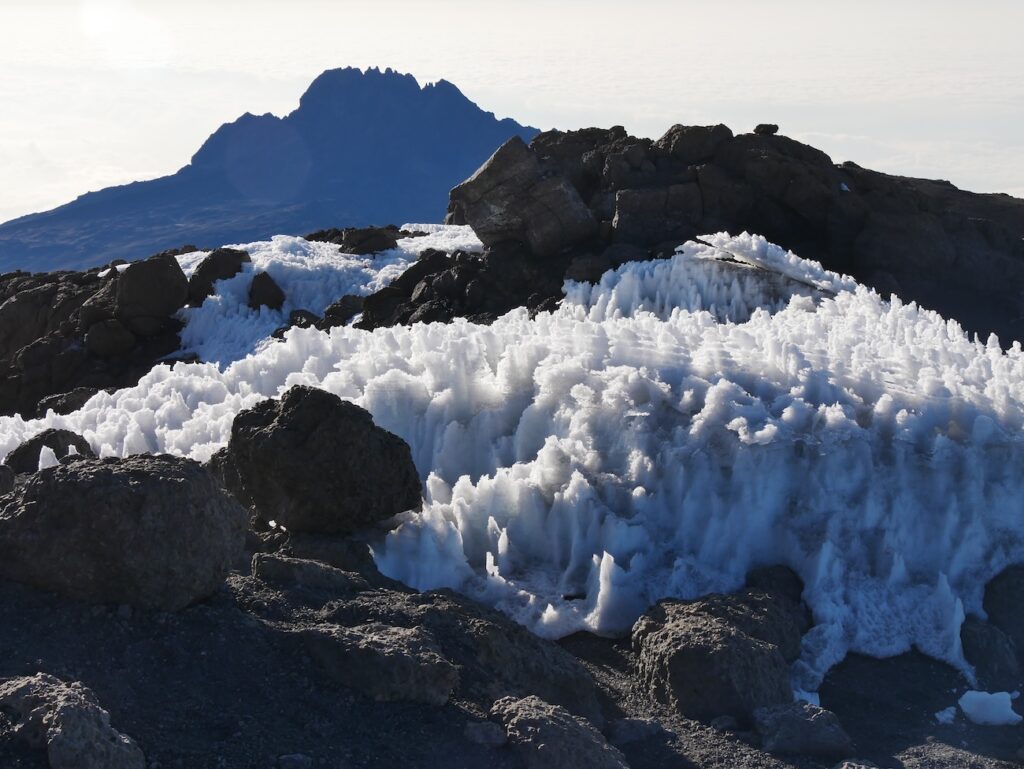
1, 0, 1022, 223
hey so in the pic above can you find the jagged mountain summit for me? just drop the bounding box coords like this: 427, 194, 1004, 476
0, 67, 538, 273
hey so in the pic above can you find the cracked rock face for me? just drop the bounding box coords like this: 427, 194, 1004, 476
0, 674, 144, 769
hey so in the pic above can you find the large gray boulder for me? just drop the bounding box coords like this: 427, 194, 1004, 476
0, 454, 248, 609
961, 616, 1021, 691
632, 595, 793, 721
0, 673, 144, 769
212, 385, 421, 534
449, 136, 597, 256
490, 695, 627, 769
3, 428, 95, 474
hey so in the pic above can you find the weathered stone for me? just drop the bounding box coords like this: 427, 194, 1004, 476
302, 622, 458, 706
115, 253, 188, 320
449, 136, 597, 256
248, 271, 285, 310
4, 428, 95, 474
490, 695, 627, 769
961, 616, 1020, 691
655, 123, 733, 165
753, 702, 852, 758
754, 123, 780, 136
318, 294, 364, 329
983, 565, 1024, 665
0, 455, 248, 609
0, 673, 144, 769
187, 247, 251, 305
213, 385, 420, 534
463, 720, 507, 747
632, 598, 792, 721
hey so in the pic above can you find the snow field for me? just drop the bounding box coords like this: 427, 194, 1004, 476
3, 228, 1024, 694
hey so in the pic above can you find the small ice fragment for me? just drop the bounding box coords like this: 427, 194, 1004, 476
958, 691, 1023, 726
37, 446, 59, 471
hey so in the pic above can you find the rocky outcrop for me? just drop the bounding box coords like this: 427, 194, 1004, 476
0, 248, 194, 418
3, 428, 95, 474
304, 225, 422, 254
187, 247, 250, 305
211, 385, 421, 534
251, 548, 603, 723
631, 584, 805, 721
0, 454, 248, 609
489, 695, 627, 769
753, 702, 852, 757
435, 123, 1024, 343
448, 136, 598, 256
0, 674, 144, 769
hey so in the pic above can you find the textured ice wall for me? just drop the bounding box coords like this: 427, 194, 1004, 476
3, 229, 1023, 691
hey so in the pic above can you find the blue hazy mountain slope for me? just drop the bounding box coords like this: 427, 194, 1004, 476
0, 68, 538, 272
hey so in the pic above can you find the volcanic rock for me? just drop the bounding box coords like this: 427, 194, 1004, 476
302, 622, 459, 706
489, 695, 627, 769
0, 454, 248, 609
188, 247, 251, 305
632, 596, 793, 721
983, 565, 1024, 666
448, 136, 597, 256
0, 673, 144, 769
212, 385, 420, 534
115, 252, 188, 320
961, 616, 1021, 691
248, 271, 285, 310
3, 428, 94, 474
753, 702, 852, 757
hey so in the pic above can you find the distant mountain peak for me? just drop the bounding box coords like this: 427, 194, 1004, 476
0, 67, 539, 272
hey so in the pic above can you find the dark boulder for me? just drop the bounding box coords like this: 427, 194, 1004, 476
654, 123, 733, 166
35, 387, 101, 416
0, 454, 248, 609
961, 616, 1020, 691
115, 252, 189, 320
305, 225, 401, 255
0, 465, 12, 495
753, 702, 852, 757
983, 565, 1024, 666
754, 123, 780, 136
632, 595, 794, 722
4, 428, 95, 474
187, 247, 250, 305
449, 136, 597, 256
248, 272, 285, 310
271, 309, 319, 339
318, 295, 364, 329
213, 385, 420, 534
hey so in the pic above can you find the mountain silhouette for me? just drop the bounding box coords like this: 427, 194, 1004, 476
0, 67, 538, 272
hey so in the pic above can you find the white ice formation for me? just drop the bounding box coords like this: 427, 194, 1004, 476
3, 226, 1023, 693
